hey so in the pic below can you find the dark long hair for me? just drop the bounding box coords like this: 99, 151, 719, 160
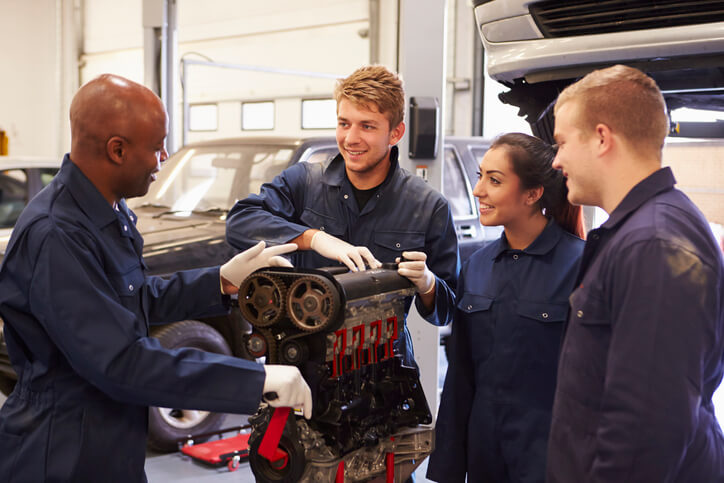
491, 133, 585, 238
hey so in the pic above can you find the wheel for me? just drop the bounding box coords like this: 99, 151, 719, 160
0, 375, 16, 397
249, 431, 307, 483
147, 320, 232, 452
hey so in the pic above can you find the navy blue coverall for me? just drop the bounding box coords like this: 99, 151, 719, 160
426, 220, 584, 483
548, 168, 724, 482
0, 156, 266, 482
225, 146, 460, 366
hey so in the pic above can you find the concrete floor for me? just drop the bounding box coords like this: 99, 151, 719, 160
0, 391, 433, 481
0, 382, 437, 483
8, 350, 724, 482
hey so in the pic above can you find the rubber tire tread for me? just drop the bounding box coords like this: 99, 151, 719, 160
146, 320, 232, 452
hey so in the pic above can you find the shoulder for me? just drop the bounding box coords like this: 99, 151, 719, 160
557, 229, 585, 256
462, 240, 498, 272
393, 166, 449, 207
619, 189, 720, 269
280, 161, 317, 182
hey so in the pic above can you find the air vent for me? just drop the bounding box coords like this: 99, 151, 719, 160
530, 0, 724, 38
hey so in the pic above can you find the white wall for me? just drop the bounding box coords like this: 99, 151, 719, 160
0, 0, 76, 158
1, 0, 486, 159
80, 0, 370, 147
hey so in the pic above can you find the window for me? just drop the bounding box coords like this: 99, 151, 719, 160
133, 144, 295, 214
302, 99, 336, 129
443, 147, 475, 217
189, 104, 218, 131
298, 146, 339, 167
242, 101, 275, 131
0, 169, 28, 229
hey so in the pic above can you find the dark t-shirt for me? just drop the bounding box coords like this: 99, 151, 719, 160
351, 183, 380, 211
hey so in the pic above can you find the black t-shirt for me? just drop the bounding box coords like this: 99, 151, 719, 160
351, 184, 379, 210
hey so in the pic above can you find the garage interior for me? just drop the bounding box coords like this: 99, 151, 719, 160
2, 0, 724, 482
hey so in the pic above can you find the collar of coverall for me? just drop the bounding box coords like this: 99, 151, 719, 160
490, 218, 562, 260
600, 166, 676, 231
59, 153, 120, 229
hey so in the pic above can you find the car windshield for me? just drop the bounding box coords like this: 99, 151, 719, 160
130, 144, 295, 214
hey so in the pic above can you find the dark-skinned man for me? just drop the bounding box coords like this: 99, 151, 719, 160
0, 74, 311, 482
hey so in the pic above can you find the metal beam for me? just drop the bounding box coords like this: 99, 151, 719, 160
397, 0, 448, 425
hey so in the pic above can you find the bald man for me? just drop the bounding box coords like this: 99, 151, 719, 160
0, 74, 311, 482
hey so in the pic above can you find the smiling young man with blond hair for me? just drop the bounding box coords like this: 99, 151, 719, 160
226, 65, 460, 368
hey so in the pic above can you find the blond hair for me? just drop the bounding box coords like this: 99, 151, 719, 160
334, 65, 405, 128
555, 64, 669, 156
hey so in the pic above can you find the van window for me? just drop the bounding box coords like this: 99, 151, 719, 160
443, 147, 475, 217
0, 169, 28, 228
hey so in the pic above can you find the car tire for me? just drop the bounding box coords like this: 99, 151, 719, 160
147, 320, 232, 452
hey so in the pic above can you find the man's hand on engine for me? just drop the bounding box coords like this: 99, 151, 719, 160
220, 241, 297, 295
397, 251, 436, 295
262, 365, 313, 419
310, 231, 381, 272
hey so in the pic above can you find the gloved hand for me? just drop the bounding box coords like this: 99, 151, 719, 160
220, 241, 297, 293
397, 251, 436, 295
310, 231, 381, 272
262, 364, 313, 419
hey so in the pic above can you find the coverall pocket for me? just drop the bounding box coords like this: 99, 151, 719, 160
300, 208, 345, 236
569, 285, 609, 326
517, 301, 568, 322
457, 293, 495, 364
373, 230, 426, 260
108, 265, 145, 316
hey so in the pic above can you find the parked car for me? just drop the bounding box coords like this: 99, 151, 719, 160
472, 0, 724, 141
0, 156, 60, 393
0, 136, 494, 451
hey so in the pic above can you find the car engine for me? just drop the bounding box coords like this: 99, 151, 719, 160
240, 265, 434, 482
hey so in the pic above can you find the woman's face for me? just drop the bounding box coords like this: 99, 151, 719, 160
472, 146, 537, 228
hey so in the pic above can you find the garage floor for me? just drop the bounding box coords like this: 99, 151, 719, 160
3, 365, 724, 481
0, 374, 438, 483
0, 391, 433, 481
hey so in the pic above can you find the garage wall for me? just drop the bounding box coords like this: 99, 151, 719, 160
0, 0, 77, 158
663, 141, 724, 225
81, 0, 370, 147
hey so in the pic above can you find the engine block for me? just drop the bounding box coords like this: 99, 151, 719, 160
239, 265, 433, 482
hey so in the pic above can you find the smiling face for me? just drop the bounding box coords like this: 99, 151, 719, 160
336, 98, 405, 188
472, 146, 539, 228
116, 98, 169, 200
552, 100, 603, 208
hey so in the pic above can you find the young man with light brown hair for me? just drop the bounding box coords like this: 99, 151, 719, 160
548, 64, 724, 482
226, 65, 460, 368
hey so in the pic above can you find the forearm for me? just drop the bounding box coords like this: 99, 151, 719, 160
416, 275, 456, 326
145, 267, 229, 324
291, 229, 318, 250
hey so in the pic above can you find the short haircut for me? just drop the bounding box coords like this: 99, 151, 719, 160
334, 65, 405, 129
555, 64, 669, 156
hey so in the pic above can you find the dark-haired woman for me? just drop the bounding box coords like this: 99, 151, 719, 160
425, 133, 585, 483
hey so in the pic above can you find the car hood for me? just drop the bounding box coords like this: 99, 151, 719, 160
134, 210, 239, 275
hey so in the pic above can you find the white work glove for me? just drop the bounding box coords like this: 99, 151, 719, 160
220, 241, 297, 289
397, 251, 436, 295
310, 231, 381, 272
262, 364, 313, 419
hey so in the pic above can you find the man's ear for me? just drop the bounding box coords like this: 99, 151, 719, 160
525, 186, 544, 206
106, 136, 126, 165
389, 121, 405, 146
595, 123, 614, 156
